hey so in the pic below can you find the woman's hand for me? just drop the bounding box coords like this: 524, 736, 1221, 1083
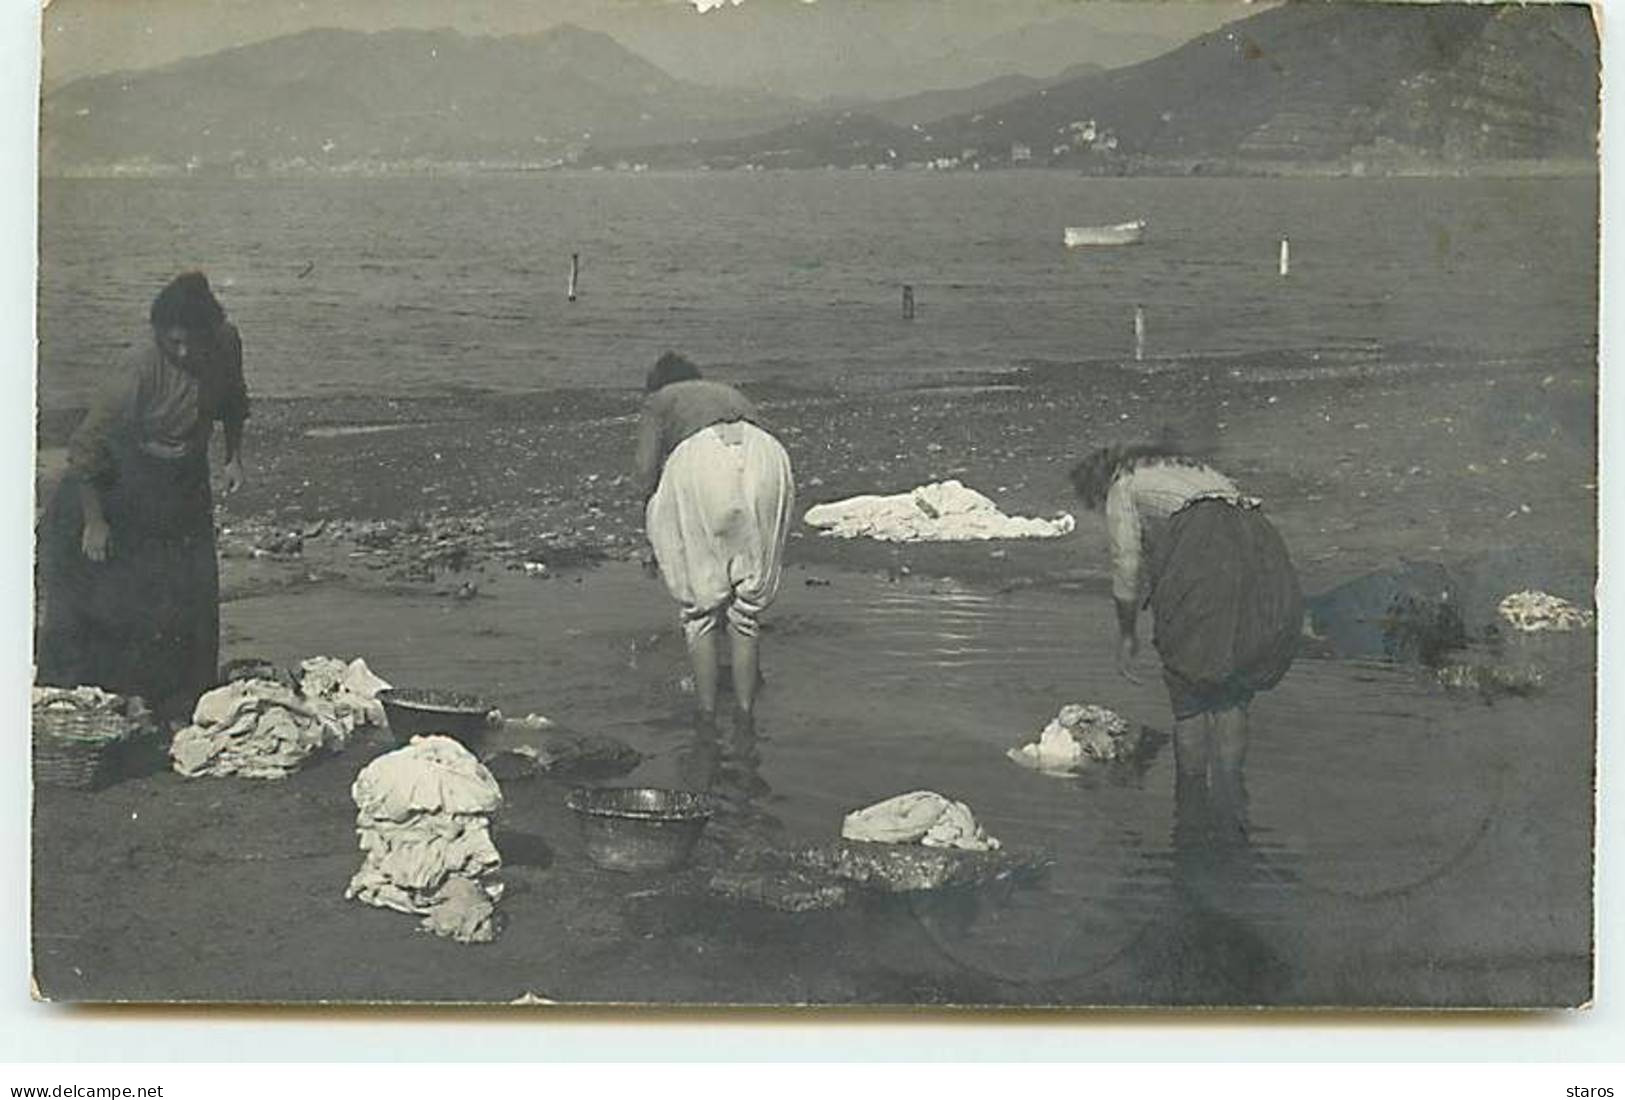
221, 458, 245, 495
640, 545, 660, 578
81, 516, 111, 562
1111, 595, 1142, 683
1114, 632, 1142, 684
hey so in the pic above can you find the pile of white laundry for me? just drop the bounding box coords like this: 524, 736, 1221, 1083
1497, 590, 1595, 633
841, 790, 1001, 852
803, 480, 1075, 543
32, 684, 150, 722
1007, 703, 1135, 775
296, 656, 392, 736
168, 656, 390, 779
345, 735, 505, 944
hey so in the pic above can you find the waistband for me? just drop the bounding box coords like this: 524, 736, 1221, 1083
1171, 491, 1263, 519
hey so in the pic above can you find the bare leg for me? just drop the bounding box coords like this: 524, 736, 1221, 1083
1210, 705, 1251, 854
1212, 706, 1248, 773
1171, 713, 1216, 903
1173, 714, 1212, 786
687, 627, 720, 724
729, 625, 760, 720
1172, 713, 1213, 845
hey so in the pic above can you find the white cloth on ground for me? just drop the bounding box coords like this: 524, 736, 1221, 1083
1497, 590, 1594, 633
1007, 703, 1133, 775
297, 656, 391, 734
32, 684, 131, 712
346, 735, 505, 944
169, 679, 346, 779
803, 480, 1074, 543
841, 790, 1001, 851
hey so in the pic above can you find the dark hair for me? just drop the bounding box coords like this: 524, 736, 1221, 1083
1069, 443, 1200, 510
150, 271, 225, 333
645, 351, 703, 393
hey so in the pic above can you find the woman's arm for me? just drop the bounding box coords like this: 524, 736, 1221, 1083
1104, 479, 1143, 682
633, 404, 663, 502
217, 323, 248, 492
67, 380, 122, 562
78, 481, 111, 561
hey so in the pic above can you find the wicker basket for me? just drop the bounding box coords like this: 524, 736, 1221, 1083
32, 706, 146, 791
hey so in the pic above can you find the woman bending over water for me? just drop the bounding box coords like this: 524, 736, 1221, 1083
635, 352, 795, 731
1070, 445, 1302, 846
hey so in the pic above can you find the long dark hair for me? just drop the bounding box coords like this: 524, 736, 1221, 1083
645, 351, 702, 393
150, 271, 225, 332
1069, 443, 1202, 511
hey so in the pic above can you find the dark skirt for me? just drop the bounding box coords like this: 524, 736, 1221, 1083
1149, 499, 1303, 719
35, 441, 219, 722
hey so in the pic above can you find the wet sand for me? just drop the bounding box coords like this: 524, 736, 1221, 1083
30, 350, 1596, 1006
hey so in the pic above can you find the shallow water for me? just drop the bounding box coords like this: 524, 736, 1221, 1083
221, 559, 1592, 1004
39, 173, 1597, 406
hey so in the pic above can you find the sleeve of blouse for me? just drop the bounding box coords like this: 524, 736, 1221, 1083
65, 374, 128, 486
217, 323, 250, 426
1105, 477, 1142, 604
633, 402, 663, 498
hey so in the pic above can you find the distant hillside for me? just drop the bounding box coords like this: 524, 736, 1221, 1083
936, 2, 1597, 167
615, 2, 1597, 172
590, 63, 1107, 170
40, 24, 802, 173
604, 110, 920, 172
859, 65, 1105, 129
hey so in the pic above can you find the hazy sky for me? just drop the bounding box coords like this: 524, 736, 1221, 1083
40, 0, 1257, 99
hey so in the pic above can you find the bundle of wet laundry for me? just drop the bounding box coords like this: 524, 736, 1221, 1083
841, 790, 1001, 852
1006, 703, 1136, 775
1497, 590, 1594, 633
803, 480, 1075, 543
169, 656, 390, 779
31, 684, 150, 721
345, 735, 504, 944
170, 680, 347, 779
296, 656, 392, 735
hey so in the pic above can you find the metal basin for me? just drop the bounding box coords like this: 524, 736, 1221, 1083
379, 687, 494, 747
566, 787, 715, 873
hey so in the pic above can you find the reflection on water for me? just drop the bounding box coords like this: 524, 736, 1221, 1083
1154, 756, 1299, 1004
224, 559, 1591, 1005
675, 714, 783, 850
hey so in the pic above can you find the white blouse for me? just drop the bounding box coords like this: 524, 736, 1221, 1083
1104, 461, 1247, 603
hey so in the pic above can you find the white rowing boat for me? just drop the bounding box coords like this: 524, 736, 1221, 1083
1063, 220, 1146, 247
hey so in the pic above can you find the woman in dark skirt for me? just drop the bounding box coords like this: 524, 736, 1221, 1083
36, 272, 249, 721
1070, 445, 1302, 850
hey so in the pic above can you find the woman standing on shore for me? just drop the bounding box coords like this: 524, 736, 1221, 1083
1069, 445, 1301, 850
36, 272, 249, 721
635, 352, 795, 732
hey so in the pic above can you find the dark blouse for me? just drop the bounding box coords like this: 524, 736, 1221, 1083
633, 379, 760, 497
69, 322, 248, 485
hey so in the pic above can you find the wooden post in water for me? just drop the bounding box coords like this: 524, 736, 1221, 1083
1134, 305, 1146, 362
1279, 238, 1290, 278
568, 252, 579, 302
902, 284, 915, 320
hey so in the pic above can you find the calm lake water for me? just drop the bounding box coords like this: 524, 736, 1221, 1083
222, 560, 1592, 1005
38, 172, 1598, 408
31, 169, 1596, 1003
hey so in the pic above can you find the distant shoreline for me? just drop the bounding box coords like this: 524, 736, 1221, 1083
38, 158, 1600, 182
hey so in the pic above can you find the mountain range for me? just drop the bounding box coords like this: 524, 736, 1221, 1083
41, 24, 800, 171
922, 2, 1599, 167
609, 2, 1597, 171
40, 3, 1598, 176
